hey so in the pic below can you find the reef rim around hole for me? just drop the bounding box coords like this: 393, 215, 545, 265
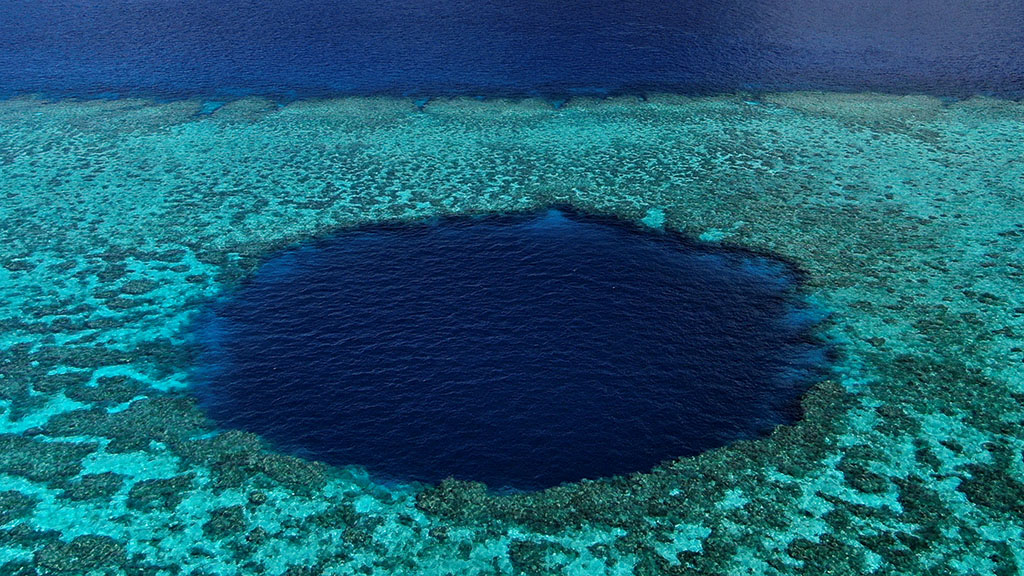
188, 207, 834, 493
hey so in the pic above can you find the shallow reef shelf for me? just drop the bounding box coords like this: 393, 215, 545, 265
0, 93, 1022, 574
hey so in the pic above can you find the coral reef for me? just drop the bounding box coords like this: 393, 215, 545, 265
0, 93, 1021, 574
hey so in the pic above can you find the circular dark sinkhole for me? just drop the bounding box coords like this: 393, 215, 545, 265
192, 209, 829, 491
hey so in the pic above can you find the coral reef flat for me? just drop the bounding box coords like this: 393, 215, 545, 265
0, 93, 1022, 574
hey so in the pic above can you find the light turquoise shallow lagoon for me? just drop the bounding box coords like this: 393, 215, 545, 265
0, 93, 1022, 575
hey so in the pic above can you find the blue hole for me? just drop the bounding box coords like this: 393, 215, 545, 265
192, 209, 829, 491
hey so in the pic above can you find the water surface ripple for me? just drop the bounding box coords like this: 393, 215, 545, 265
194, 210, 828, 490
2, 0, 1022, 99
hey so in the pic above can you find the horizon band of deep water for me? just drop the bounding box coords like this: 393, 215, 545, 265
1, 0, 1023, 101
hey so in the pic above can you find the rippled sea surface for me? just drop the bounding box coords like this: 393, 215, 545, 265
194, 210, 825, 490
2, 1, 1023, 574
1, 0, 1022, 98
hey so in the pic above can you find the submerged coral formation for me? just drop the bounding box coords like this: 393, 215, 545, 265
0, 93, 1022, 574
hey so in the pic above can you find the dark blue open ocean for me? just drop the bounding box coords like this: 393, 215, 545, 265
194, 211, 828, 490
1, 0, 1022, 100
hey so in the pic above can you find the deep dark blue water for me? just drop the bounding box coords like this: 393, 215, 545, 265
194, 210, 828, 490
1, 0, 1022, 100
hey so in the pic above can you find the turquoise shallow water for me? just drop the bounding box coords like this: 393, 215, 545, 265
0, 94, 1022, 574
